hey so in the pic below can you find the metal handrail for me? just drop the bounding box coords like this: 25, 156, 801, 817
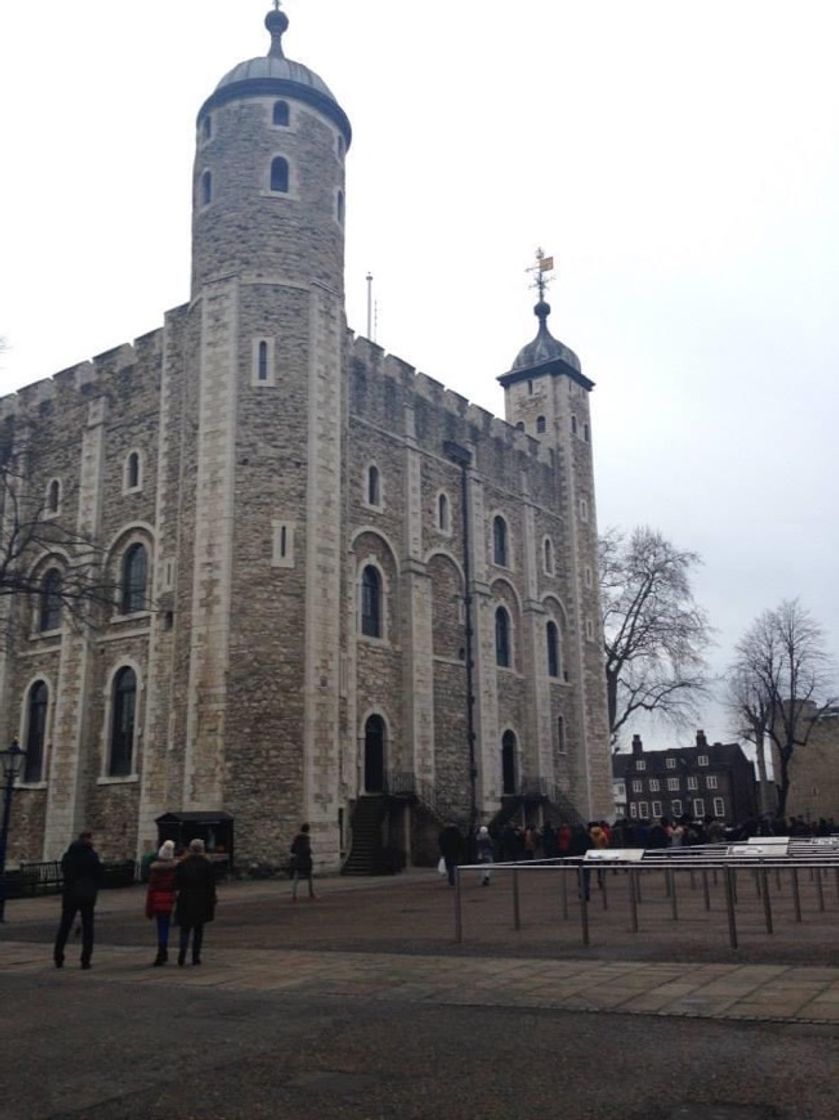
451, 851, 839, 951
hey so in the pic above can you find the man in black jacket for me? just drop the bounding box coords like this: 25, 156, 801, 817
53, 831, 103, 969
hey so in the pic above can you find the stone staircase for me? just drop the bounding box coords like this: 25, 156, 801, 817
341, 796, 391, 876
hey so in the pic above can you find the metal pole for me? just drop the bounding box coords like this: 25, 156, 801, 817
0, 770, 15, 924
690, 869, 696, 892
578, 866, 590, 947
629, 868, 639, 933
365, 272, 373, 339
792, 868, 802, 923
636, 870, 643, 904
724, 867, 738, 950
669, 869, 678, 921
454, 866, 463, 943
561, 864, 569, 920
512, 868, 521, 930
702, 868, 711, 912
816, 867, 825, 913
760, 868, 773, 934
601, 869, 608, 911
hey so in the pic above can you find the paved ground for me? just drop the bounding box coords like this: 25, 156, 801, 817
3, 868, 839, 1118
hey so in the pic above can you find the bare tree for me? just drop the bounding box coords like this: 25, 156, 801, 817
726, 666, 774, 816
728, 599, 836, 819
600, 526, 712, 747
0, 425, 122, 634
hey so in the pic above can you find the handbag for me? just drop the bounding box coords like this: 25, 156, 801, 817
437, 856, 447, 876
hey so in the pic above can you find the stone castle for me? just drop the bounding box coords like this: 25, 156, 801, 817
3, 7, 613, 871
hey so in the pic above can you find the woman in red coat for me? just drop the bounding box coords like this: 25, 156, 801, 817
145, 840, 177, 966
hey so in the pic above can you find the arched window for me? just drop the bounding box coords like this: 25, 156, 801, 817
337, 190, 345, 225
437, 492, 450, 533
24, 680, 48, 783
258, 341, 269, 381
515, 421, 525, 431
544, 537, 553, 575
125, 451, 140, 490
492, 516, 508, 567
536, 415, 546, 433
361, 565, 382, 638
121, 544, 148, 614
109, 667, 137, 777
367, 465, 381, 507
270, 156, 289, 193
571, 415, 578, 436
46, 479, 60, 515
495, 606, 510, 668
364, 714, 386, 793
40, 568, 62, 632
273, 100, 290, 126
201, 170, 212, 206
501, 730, 517, 796
546, 621, 560, 678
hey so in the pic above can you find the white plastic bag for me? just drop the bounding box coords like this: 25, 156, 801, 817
437, 857, 447, 876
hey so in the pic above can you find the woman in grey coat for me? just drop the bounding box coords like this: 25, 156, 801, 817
476, 826, 494, 886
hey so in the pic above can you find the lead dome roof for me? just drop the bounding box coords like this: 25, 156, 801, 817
216, 56, 335, 101
201, 7, 351, 146
511, 301, 581, 374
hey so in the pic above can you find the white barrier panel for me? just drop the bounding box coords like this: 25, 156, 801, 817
584, 848, 645, 862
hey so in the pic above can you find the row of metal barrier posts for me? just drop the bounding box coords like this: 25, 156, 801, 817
452, 844, 839, 950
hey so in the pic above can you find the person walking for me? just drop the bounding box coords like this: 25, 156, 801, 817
53, 831, 103, 970
438, 821, 462, 887
174, 838, 216, 966
476, 825, 494, 885
290, 823, 316, 900
145, 840, 178, 966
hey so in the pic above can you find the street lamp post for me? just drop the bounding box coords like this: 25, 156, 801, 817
0, 739, 28, 923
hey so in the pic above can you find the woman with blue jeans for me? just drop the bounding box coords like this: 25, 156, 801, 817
145, 840, 177, 965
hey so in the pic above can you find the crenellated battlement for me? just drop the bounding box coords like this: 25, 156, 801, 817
348, 334, 553, 467
0, 326, 167, 421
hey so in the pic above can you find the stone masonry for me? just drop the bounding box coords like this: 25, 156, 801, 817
0, 9, 614, 871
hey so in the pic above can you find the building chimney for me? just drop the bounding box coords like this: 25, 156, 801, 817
632, 734, 644, 757
696, 729, 708, 748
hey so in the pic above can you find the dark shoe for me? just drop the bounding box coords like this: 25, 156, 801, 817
153, 948, 167, 967
192, 957, 201, 966
81, 961, 92, 970
177, 952, 186, 967
54, 955, 64, 969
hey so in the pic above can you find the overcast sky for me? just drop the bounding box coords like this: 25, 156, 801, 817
1, 1, 836, 751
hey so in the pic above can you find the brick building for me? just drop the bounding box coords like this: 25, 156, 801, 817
2, 7, 614, 871
613, 731, 758, 826
772, 706, 839, 821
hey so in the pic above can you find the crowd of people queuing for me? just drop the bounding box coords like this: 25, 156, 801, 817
438, 812, 839, 887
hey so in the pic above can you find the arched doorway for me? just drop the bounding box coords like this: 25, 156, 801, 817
501, 730, 517, 796
364, 714, 386, 793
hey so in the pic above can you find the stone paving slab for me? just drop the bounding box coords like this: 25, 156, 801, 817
5, 939, 839, 1025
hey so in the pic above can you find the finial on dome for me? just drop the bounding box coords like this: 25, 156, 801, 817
266, 2, 289, 59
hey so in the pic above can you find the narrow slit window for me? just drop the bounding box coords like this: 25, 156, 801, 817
546, 621, 559, 678
438, 493, 450, 533
337, 190, 345, 225
258, 341, 269, 381
495, 607, 511, 668
201, 170, 212, 206
367, 465, 381, 507
202, 115, 212, 141
46, 479, 60, 514
24, 681, 49, 783
492, 516, 508, 567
